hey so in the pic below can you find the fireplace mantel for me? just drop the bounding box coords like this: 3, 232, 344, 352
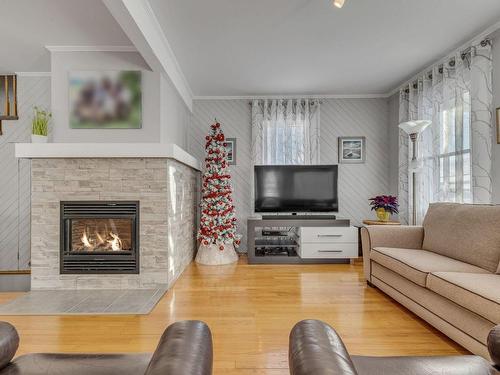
15, 143, 200, 171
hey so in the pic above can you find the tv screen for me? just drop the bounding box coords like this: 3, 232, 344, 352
254, 165, 338, 213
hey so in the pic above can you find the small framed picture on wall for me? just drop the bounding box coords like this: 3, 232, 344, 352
226, 138, 237, 165
338, 136, 366, 164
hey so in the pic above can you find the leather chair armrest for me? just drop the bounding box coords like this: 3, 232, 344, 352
361, 226, 424, 282
144, 320, 213, 375
289, 320, 358, 375
488, 325, 500, 369
0, 322, 19, 370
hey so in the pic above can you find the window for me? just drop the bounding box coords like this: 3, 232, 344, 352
263, 118, 306, 165
437, 91, 472, 203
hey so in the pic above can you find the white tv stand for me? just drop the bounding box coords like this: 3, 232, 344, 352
247, 217, 358, 264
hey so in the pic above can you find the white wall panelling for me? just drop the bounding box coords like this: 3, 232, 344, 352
0, 76, 51, 271
189, 98, 390, 251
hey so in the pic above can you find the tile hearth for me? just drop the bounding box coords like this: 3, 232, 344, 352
0, 288, 166, 315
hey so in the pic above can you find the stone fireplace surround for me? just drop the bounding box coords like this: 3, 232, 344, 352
15, 143, 200, 290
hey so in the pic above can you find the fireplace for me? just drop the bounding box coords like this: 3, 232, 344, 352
60, 201, 139, 274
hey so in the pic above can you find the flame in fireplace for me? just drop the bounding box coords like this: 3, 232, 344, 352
79, 228, 123, 251
95, 231, 105, 246
107, 232, 123, 251
81, 230, 93, 249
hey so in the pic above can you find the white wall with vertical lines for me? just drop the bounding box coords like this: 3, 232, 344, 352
189, 98, 391, 252
0, 76, 50, 270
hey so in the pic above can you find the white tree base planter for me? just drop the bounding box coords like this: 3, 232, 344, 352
195, 243, 238, 265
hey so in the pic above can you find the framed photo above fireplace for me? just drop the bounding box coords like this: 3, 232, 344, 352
338, 136, 366, 164
69, 71, 142, 129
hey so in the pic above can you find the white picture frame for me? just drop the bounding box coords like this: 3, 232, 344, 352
338, 136, 366, 164
226, 138, 236, 165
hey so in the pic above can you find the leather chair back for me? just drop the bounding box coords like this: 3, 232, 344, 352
0, 322, 19, 370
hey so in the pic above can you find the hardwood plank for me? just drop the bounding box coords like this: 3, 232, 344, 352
0, 256, 467, 373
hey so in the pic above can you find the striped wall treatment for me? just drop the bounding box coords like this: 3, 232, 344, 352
190, 100, 252, 251
0, 76, 51, 271
189, 98, 391, 251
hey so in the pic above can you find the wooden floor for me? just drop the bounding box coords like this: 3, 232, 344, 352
0, 257, 466, 374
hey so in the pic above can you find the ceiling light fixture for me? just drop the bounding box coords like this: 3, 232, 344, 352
333, 0, 345, 8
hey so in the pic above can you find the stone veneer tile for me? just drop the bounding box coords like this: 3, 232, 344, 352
30, 158, 199, 290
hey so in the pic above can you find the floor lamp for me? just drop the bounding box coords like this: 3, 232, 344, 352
398, 120, 432, 225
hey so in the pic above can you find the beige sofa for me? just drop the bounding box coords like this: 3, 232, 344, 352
361, 203, 500, 359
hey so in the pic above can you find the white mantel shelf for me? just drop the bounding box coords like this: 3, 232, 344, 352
15, 143, 201, 171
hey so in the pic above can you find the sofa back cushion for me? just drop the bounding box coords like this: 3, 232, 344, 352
422, 203, 500, 273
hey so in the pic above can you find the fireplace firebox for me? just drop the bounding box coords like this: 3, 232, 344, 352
60, 201, 139, 274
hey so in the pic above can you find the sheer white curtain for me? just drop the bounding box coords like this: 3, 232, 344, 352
398, 41, 493, 224
251, 99, 320, 165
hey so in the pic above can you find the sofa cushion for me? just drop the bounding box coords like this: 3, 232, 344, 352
371, 262, 494, 346
351, 355, 493, 375
371, 247, 488, 287
427, 272, 500, 323
6, 353, 152, 375
422, 203, 500, 273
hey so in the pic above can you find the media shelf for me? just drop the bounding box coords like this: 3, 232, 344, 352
247, 217, 353, 264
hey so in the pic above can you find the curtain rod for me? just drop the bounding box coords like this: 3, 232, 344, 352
248, 99, 323, 105
401, 38, 491, 92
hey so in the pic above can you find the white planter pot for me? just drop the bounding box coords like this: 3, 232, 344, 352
31, 134, 48, 143
195, 243, 238, 265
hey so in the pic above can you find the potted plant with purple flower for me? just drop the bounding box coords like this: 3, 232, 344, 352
369, 195, 399, 222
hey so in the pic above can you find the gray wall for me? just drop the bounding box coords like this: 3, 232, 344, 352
51, 51, 161, 143
160, 75, 190, 149
50, 50, 191, 147
0, 76, 50, 272
189, 98, 391, 251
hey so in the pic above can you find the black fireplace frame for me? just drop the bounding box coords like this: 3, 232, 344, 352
60, 201, 140, 274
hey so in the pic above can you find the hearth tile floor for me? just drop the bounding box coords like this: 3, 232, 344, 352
0, 288, 166, 315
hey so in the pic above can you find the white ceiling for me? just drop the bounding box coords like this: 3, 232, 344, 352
0, 0, 131, 72
148, 0, 500, 97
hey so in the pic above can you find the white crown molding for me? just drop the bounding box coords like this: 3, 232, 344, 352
45, 45, 137, 52
387, 19, 500, 97
15, 72, 51, 77
193, 93, 390, 100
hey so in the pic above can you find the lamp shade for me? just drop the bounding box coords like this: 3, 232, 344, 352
398, 120, 431, 135
333, 0, 345, 8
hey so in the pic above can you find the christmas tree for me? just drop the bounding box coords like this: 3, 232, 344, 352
198, 121, 241, 251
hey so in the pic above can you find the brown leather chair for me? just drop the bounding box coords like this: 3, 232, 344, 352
0, 320, 213, 375
289, 320, 500, 375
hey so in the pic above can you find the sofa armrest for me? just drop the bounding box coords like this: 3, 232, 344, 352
488, 325, 500, 369
289, 320, 358, 375
361, 226, 424, 282
0, 322, 19, 371
144, 320, 213, 375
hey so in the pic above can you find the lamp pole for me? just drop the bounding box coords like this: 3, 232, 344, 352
398, 121, 432, 225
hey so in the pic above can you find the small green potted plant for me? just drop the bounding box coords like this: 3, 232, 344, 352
31, 106, 51, 143
369, 195, 399, 221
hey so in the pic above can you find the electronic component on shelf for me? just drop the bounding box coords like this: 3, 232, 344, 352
262, 230, 289, 236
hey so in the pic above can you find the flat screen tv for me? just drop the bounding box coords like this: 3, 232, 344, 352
254, 165, 338, 213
